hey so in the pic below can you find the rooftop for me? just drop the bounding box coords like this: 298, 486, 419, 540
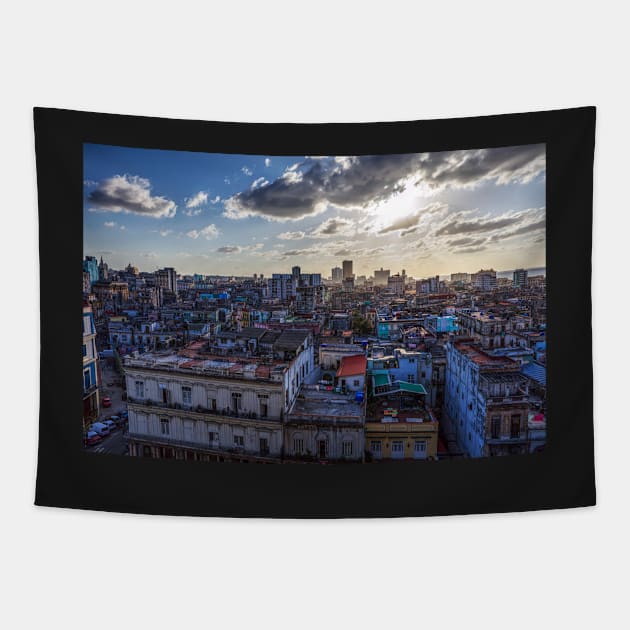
289, 387, 365, 421
453, 341, 519, 369
336, 354, 367, 378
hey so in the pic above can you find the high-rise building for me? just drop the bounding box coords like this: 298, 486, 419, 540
342, 260, 353, 281
155, 267, 178, 295
83, 255, 99, 284
471, 269, 497, 291
388, 273, 405, 296
450, 272, 469, 284
374, 267, 390, 287
331, 266, 343, 283
513, 268, 528, 288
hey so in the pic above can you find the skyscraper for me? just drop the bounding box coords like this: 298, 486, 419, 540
374, 267, 390, 287
156, 267, 178, 295
331, 266, 343, 283
83, 255, 99, 284
513, 268, 528, 288
342, 260, 353, 281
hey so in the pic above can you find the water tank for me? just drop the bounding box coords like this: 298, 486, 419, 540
355, 391, 365, 403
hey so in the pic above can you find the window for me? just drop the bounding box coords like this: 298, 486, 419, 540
135, 380, 145, 399
83, 369, 91, 390
208, 431, 218, 444
391, 440, 404, 455
510, 414, 521, 439
182, 386, 192, 407
160, 418, 170, 435
370, 440, 382, 453
353, 379, 360, 387
407, 374, 415, 383
231, 392, 242, 413
491, 415, 501, 439
259, 437, 269, 454
342, 441, 353, 457
293, 438, 304, 454
318, 439, 328, 458
234, 434, 244, 447
208, 397, 217, 411
414, 440, 427, 459
82, 344, 87, 357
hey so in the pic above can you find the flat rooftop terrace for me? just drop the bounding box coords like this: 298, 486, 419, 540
123, 348, 288, 382
289, 387, 365, 420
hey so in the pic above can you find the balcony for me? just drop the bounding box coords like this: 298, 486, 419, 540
127, 397, 281, 424
128, 432, 279, 462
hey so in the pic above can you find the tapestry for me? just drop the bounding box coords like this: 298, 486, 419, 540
34, 107, 595, 517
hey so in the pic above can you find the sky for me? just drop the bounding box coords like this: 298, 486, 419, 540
83, 143, 546, 278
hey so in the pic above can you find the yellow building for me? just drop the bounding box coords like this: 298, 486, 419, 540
366, 418, 438, 461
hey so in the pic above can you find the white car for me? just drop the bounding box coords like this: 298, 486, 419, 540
89, 422, 110, 436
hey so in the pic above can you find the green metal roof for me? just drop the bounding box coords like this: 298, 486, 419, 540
373, 373, 390, 388
396, 381, 428, 395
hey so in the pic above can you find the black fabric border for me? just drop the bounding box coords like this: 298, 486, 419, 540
34, 106, 595, 517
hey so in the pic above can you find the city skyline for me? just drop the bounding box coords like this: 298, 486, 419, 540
84, 143, 546, 278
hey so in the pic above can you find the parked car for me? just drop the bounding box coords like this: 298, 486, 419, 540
102, 419, 117, 431
85, 431, 102, 446
109, 415, 125, 427
119, 410, 129, 420
89, 422, 110, 436
102, 396, 112, 408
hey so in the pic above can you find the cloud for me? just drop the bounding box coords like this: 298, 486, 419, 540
448, 237, 487, 247
435, 215, 522, 237
241, 166, 253, 176
183, 208, 202, 217
217, 246, 240, 253
277, 231, 306, 240
222, 146, 545, 222
141, 252, 158, 258
186, 224, 220, 240
264, 158, 271, 167
454, 246, 487, 254
311, 216, 354, 238
210, 195, 221, 204
185, 191, 208, 209
158, 229, 173, 237
84, 179, 98, 187
87, 174, 177, 218
119, 225, 126, 231
104, 221, 117, 228
499, 218, 546, 238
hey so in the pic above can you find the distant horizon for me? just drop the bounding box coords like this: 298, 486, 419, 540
85, 254, 546, 282
84, 143, 545, 278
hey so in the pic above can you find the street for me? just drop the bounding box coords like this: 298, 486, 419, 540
85, 358, 129, 456
87, 426, 128, 456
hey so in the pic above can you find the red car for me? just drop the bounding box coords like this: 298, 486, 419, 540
102, 396, 112, 408
85, 431, 102, 446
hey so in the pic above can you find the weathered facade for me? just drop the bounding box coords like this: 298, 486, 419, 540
124, 329, 314, 462
444, 339, 530, 457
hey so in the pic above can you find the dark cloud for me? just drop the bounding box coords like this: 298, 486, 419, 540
216, 246, 240, 253
87, 174, 177, 218
454, 246, 487, 254
435, 216, 521, 236
489, 218, 546, 242
311, 216, 353, 237
223, 146, 545, 221
448, 237, 487, 248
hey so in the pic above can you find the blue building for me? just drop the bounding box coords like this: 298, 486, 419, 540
83, 255, 99, 284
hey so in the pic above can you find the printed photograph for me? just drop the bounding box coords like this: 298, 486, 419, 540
82, 143, 547, 462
